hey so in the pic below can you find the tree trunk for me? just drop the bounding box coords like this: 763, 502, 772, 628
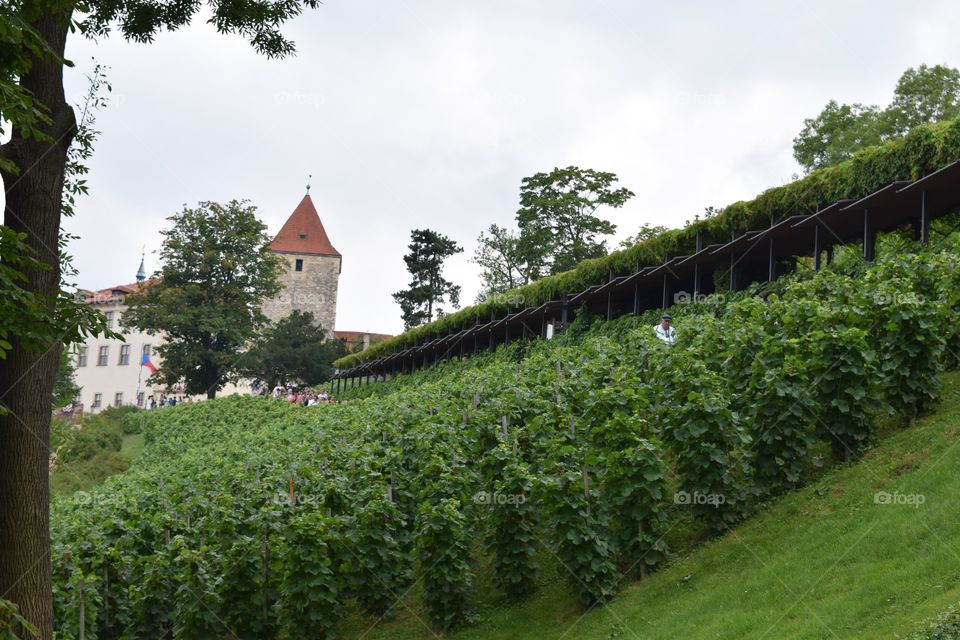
0, 7, 76, 639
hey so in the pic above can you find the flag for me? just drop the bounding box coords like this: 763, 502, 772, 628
141, 352, 158, 374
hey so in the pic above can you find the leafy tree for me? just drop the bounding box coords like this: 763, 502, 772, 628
471, 224, 536, 300
619, 222, 669, 249
885, 64, 960, 136
793, 64, 960, 172
124, 200, 282, 399
392, 229, 463, 330
792, 100, 884, 172
0, 0, 319, 632
516, 166, 633, 275
245, 311, 346, 389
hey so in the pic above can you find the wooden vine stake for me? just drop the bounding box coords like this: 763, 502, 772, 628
78, 573, 86, 640
261, 533, 270, 625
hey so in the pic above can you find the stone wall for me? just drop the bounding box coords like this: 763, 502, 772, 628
262, 252, 341, 336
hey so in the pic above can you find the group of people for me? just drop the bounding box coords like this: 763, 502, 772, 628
269, 385, 339, 406
147, 395, 190, 409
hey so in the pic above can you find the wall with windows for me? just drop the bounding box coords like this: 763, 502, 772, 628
73, 294, 252, 414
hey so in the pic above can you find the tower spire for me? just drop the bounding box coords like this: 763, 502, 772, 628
306, 173, 312, 195
136, 247, 146, 282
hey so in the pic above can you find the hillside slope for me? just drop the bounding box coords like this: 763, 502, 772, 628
347, 371, 960, 640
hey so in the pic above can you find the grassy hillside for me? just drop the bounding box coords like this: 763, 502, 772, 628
348, 371, 960, 640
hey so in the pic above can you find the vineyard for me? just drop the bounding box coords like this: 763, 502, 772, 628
49, 241, 960, 639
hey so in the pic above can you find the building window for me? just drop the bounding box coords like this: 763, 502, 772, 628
298, 233, 307, 239
97, 346, 109, 366
142, 344, 152, 358
105, 310, 114, 329
136, 391, 145, 407
119, 344, 131, 365
295, 259, 304, 272
114, 392, 123, 407
92, 393, 102, 409
77, 347, 88, 367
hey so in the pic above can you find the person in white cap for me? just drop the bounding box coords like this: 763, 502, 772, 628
654, 313, 676, 344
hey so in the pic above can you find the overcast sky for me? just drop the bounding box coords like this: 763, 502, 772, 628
5, 0, 960, 335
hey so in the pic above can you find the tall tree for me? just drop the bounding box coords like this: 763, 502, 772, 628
123, 201, 281, 399
619, 222, 670, 249
471, 224, 538, 300
1, 4, 317, 630
244, 310, 346, 390
885, 63, 960, 136
793, 64, 960, 173
792, 100, 884, 173
515, 166, 633, 275
392, 229, 463, 330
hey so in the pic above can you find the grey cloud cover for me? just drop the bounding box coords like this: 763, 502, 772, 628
5, 0, 960, 334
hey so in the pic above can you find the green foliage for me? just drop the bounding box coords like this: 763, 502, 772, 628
516, 166, 633, 276
744, 319, 815, 495
793, 100, 884, 172
482, 444, 539, 600
887, 64, 960, 136
123, 200, 282, 398
343, 495, 411, 618
50, 408, 132, 466
46, 245, 960, 637
793, 64, 960, 172
0, 597, 37, 640
861, 254, 951, 423
542, 451, 618, 606
53, 348, 80, 408
472, 224, 533, 300
245, 310, 347, 388
392, 228, 463, 330
903, 603, 960, 640
274, 512, 343, 639
416, 498, 476, 629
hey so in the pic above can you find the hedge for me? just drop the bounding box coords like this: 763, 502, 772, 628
334, 117, 960, 369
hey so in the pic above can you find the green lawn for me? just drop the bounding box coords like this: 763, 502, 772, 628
341, 371, 960, 640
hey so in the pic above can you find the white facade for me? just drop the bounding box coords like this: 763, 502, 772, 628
72, 285, 250, 414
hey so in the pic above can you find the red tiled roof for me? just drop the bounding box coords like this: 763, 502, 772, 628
80, 279, 159, 304
268, 194, 340, 257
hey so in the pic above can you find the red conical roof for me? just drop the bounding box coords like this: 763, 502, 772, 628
268, 194, 340, 257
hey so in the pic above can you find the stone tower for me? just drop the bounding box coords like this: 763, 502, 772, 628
262, 193, 341, 336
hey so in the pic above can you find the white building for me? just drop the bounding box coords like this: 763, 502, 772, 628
72, 279, 168, 413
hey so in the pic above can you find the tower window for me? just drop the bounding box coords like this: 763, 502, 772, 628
295, 259, 304, 272
298, 233, 307, 239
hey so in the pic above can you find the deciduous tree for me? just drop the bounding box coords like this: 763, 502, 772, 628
244, 310, 346, 389
123, 200, 282, 399
516, 167, 632, 275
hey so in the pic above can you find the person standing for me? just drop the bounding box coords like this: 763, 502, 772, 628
654, 314, 677, 344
